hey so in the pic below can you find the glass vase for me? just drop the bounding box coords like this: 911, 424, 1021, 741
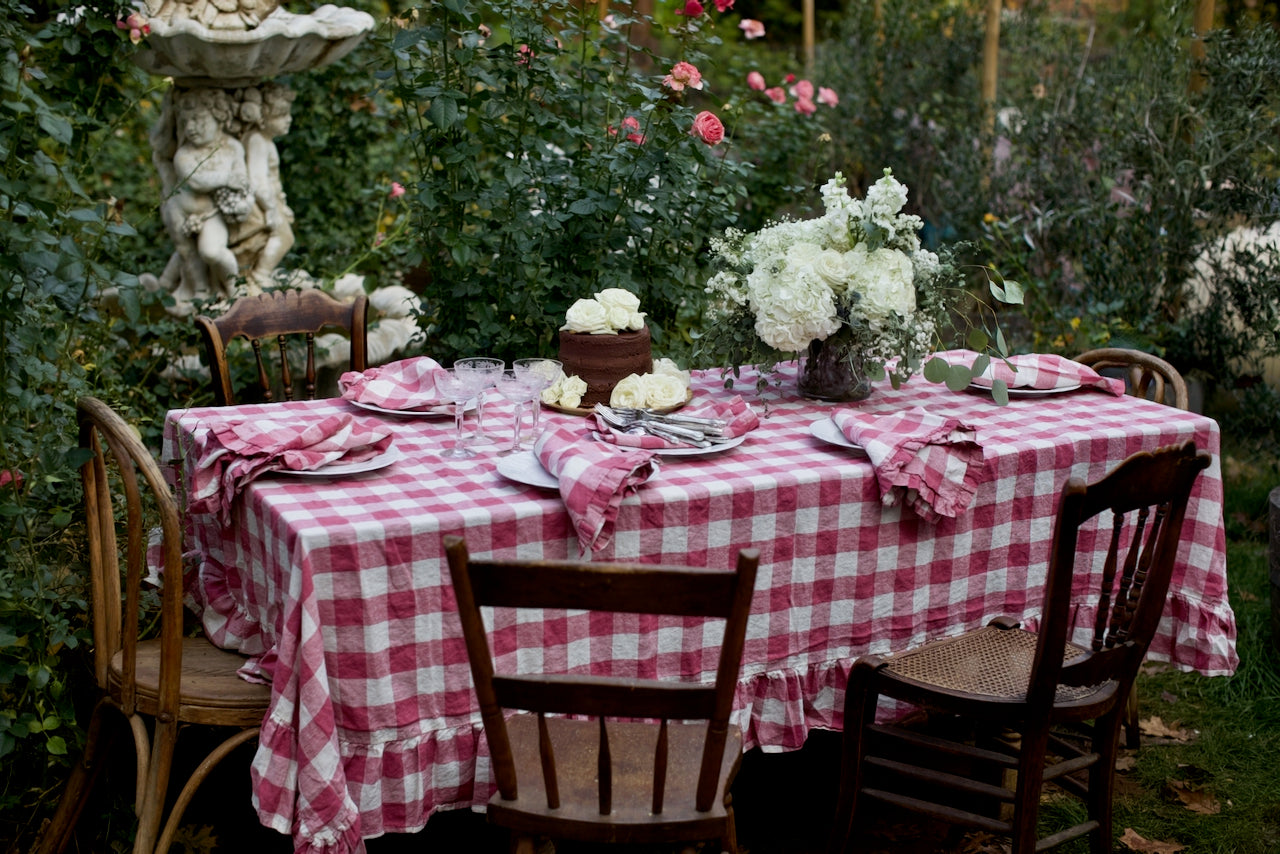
797, 335, 873, 402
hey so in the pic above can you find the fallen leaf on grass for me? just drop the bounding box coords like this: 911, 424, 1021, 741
1160, 690, 1179, 704
1165, 777, 1222, 815
1115, 754, 1138, 771
1238, 589, 1259, 602
1139, 716, 1196, 741
958, 830, 1012, 853
1119, 828, 1186, 853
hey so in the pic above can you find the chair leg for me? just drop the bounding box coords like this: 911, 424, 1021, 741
32, 699, 119, 854
1010, 727, 1051, 854
153, 727, 260, 854
132, 717, 181, 854
1123, 685, 1141, 750
509, 833, 537, 854
1089, 714, 1122, 854
827, 661, 882, 854
719, 794, 740, 854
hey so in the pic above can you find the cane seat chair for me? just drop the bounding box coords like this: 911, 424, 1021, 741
34, 398, 271, 854
1075, 348, 1189, 410
828, 441, 1209, 854
444, 536, 760, 854
195, 288, 368, 406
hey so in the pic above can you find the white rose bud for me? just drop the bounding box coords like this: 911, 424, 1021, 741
624, 310, 647, 331
651, 358, 691, 388
540, 375, 564, 405
595, 287, 642, 314
642, 374, 688, 409
610, 374, 648, 408
563, 298, 612, 334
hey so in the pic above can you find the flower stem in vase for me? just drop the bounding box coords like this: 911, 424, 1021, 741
798, 336, 872, 402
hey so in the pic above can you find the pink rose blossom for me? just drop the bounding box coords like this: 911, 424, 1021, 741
690, 110, 725, 146
794, 97, 817, 116
609, 116, 646, 144
746, 71, 766, 91
602, 14, 618, 29
713, 0, 734, 11
116, 12, 150, 44
516, 44, 534, 66
764, 87, 787, 105
478, 24, 491, 38
389, 182, 405, 199
817, 86, 839, 107
0, 469, 22, 490
738, 19, 765, 39
790, 79, 814, 100
784, 73, 796, 84
663, 61, 704, 92
675, 0, 704, 16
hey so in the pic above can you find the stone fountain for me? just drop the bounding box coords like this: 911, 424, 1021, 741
133, 0, 374, 315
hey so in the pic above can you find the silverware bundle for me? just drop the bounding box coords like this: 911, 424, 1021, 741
594, 404, 732, 448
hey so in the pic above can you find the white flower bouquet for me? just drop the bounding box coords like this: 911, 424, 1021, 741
700, 170, 1021, 395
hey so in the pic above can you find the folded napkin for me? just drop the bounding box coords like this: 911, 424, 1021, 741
593, 396, 760, 449
535, 423, 659, 553
833, 407, 988, 523
339, 356, 448, 410
936, 349, 1125, 395
187, 413, 393, 527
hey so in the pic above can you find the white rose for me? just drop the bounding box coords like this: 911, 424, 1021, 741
642, 374, 688, 409
558, 375, 587, 409
540, 375, 564, 404
563, 298, 612, 334
813, 249, 853, 289
651, 358, 690, 388
595, 287, 642, 314
604, 305, 632, 332
610, 373, 648, 408
624, 310, 646, 331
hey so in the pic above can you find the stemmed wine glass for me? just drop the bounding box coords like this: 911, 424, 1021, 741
492, 370, 542, 455
454, 357, 504, 445
433, 368, 485, 460
513, 358, 563, 440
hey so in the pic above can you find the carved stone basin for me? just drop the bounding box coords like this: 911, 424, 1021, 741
134, 4, 375, 87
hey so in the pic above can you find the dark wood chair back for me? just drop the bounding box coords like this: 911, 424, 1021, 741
34, 399, 270, 854
445, 535, 759, 850
195, 289, 368, 406
1076, 347, 1189, 409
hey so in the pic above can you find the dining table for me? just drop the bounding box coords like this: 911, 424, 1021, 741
162, 361, 1237, 854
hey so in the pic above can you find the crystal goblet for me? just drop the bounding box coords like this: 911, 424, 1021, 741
433, 368, 485, 460
454, 357, 504, 444
513, 358, 563, 439
492, 370, 542, 456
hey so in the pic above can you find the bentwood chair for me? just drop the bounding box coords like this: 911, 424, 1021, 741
34, 398, 271, 854
1075, 348, 1189, 410
828, 441, 1209, 854
195, 288, 368, 405
444, 536, 759, 854
1076, 347, 1190, 747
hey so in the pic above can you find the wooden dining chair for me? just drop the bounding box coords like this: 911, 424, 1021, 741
444, 536, 760, 854
195, 288, 368, 406
1076, 347, 1190, 748
827, 440, 1210, 854
33, 398, 271, 854
1076, 347, 1189, 410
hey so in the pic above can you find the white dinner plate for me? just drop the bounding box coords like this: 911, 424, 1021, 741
277, 444, 403, 477
808, 419, 867, 454
967, 381, 1082, 398
495, 450, 560, 490
595, 433, 748, 457
348, 398, 476, 417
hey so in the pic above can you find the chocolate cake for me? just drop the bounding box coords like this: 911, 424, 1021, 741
557, 327, 653, 408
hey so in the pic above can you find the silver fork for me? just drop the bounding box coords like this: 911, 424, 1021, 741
594, 405, 712, 447
608, 407, 729, 436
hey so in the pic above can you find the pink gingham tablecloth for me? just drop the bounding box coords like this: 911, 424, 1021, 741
163, 363, 1235, 854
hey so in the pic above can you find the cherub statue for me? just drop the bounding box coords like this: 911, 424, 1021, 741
240, 82, 296, 288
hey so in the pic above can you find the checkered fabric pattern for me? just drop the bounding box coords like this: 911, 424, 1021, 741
533, 422, 659, 553
338, 356, 446, 410
832, 406, 986, 522
942, 349, 1127, 394
163, 362, 1235, 854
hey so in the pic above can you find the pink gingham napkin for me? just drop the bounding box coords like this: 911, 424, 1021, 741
593, 396, 760, 449
339, 356, 448, 410
187, 413, 393, 527
832, 406, 988, 523
534, 423, 659, 553
936, 349, 1124, 395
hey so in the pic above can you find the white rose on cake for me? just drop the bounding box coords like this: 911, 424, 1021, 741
563, 298, 613, 334
594, 288, 647, 331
